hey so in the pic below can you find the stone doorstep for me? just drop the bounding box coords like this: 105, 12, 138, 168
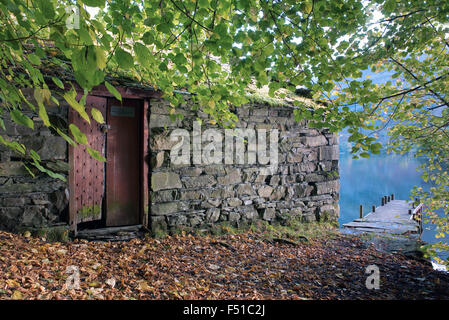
75, 225, 146, 242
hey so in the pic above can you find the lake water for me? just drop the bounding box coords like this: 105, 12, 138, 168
338, 130, 449, 266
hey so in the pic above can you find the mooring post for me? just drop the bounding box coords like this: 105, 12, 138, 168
387, 196, 391, 202
372, 205, 375, 213
420, 209, 423, 234
391, 194, 394, 200
360, 205, 363, 219
381, 197, 385, 206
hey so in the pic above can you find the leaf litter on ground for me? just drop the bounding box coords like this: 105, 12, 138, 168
0, 230, 448, 300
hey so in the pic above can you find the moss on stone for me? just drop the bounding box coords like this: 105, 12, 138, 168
25, 225, 70, 242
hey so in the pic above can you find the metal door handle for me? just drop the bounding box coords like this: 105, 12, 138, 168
100, 124, 111, 133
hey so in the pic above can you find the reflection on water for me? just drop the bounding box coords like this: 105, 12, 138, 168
338, 151, 424, 224
338, 130, 448, 266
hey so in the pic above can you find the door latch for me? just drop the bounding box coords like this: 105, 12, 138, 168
100, 124, 111, 133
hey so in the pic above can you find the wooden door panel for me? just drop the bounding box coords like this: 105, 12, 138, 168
105, 98, 141, 226
69, 96, 106, 224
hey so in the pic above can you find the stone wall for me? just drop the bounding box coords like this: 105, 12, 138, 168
148, 97, 340, 233
0, 99, 69, 233
0, 92, 339, 236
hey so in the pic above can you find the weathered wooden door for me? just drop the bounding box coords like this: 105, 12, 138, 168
69, 96, 107, 225
105, 98, 142, 226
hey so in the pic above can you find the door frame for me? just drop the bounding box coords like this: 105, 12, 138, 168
68, 91, 151, 235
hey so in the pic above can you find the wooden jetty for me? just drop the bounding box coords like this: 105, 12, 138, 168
342, 197, 423, 238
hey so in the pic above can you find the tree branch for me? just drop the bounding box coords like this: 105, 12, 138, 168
389, 56, 449, 108
169, 0, 212, 32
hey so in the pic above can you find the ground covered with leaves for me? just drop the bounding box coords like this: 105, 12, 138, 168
0, 229, 448, 300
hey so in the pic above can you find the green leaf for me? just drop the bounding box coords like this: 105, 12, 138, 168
33, 88, 51, 105
95, 47, 107, 69
29, 149, 41, 162
23, 163, 36, 178
114, 48, 134, 68
51, 96, 59, 106
55, 128, 76, 147
156, 23, 171, 34
82, 0, 105, 7
173, 53, 187, 66
383, 0, 396, 12
63, 87, 90, 123
28, 53, 41, 65
91, 107, 105, 124
105, 81, 122, 101
69, 124, 88, 145
31, 160, 66, 181
141, 32, 154, 45
38, 102, 50, 127
158, 62, 168, 72
134, 43, 152, 68
86, 146, 106, 162
36, 0, 55, 19
51, 77, 64, 89
17, 89, 36, 111
198, 0, 209, 8
360, 152, 370, 158
10, 110, 34, 129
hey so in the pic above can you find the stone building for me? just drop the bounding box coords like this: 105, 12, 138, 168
0, 80, 339, 238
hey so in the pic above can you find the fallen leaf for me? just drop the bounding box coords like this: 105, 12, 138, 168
11, 290, 22, 300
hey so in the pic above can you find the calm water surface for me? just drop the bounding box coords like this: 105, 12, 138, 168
338, 130, 448, 266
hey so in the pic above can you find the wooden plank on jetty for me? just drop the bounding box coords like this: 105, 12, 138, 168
342, 200, 423, 237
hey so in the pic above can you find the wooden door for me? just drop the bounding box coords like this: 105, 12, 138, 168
105, 98, 142, 226
69, 96, 107, 225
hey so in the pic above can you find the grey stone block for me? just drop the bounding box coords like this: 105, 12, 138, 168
319, 145, 339, 161
182, 175, 216, 188
260, 208, 276, 221
206, 208, 220, 223
217, 169, 242, 185
300, 135, 327, 147
21, 136, 67, 160
151, 202, 179, 215
315, 180, 340, 195
236, 184, 256, 197
258, 185, 274, 198
149, 114, 181, 128
151, 172, 182, 191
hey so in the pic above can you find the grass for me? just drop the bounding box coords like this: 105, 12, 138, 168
159, 217, 340, 244
246, 92, 292, 107
247, 218, 340, 243
244, 85, 319, 109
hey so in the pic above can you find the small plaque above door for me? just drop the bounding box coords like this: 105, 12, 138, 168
111, 106, 135, 117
